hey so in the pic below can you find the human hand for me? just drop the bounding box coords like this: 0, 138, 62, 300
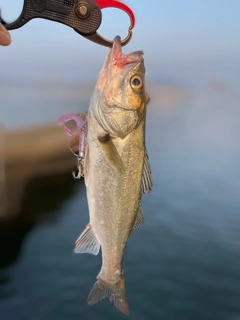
0, 23, 11, 46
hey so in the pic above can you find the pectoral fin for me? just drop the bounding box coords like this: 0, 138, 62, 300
98, 134, 124, 173
74, 224, 100, 255
133, 207, 144, 229
141, 151, 152, 194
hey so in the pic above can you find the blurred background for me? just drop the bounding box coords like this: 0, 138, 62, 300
1, 1, 240, 319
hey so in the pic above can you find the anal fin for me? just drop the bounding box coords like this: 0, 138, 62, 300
74, 224, 100, 256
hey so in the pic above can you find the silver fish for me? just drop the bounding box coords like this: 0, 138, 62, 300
63, 36, 152, 314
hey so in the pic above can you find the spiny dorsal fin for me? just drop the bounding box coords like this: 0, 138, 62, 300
133, 207, 144, 229
98, 134, 124, 173
74, 224, 100, 256
141, 151, 152, 194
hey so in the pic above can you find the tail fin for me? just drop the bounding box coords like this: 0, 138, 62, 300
87, 277, 129, 315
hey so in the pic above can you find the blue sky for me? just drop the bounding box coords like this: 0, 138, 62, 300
1, 0, 240, 84
1, 1, 240, 129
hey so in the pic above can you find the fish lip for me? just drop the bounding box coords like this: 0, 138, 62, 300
113, 35, 121, 46
112, 36, 143, 66
112, 35, 124, 63
113, 35, 121, 51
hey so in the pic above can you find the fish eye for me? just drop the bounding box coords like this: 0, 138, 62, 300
130, 76, 143, 90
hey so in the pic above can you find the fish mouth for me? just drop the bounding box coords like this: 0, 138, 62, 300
112, 35, 144, 67
96, 36, 144, 92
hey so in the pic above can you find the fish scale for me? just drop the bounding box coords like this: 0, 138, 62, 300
60, 35, 152, 314
81, 36, 151, 314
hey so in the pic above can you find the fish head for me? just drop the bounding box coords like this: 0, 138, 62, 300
93, 36, 149, 138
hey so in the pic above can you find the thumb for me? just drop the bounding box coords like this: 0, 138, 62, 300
0, 24, 11, 46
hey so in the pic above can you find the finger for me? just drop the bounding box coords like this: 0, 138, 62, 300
0, 24, 11, 46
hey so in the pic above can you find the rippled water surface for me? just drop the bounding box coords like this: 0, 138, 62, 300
1, 87, 240, 320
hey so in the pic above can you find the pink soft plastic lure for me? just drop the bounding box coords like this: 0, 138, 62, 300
58, 113, 88, 178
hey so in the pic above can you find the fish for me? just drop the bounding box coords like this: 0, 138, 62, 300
59, 35, 152, 314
